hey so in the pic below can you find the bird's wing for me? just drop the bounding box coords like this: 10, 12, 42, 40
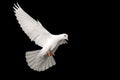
13, 3, 51, 47
52, 40, 67, 54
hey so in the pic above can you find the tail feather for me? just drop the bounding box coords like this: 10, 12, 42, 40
41, 59, 47, 71
25, 50, 56, 71
49, 58, 52, 67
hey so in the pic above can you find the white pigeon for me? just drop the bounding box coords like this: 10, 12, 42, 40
13, 3, 68, 72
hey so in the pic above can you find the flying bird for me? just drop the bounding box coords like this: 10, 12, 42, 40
13, 3, 68, 72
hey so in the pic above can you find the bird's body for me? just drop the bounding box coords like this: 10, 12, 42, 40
13, 3, 68, 72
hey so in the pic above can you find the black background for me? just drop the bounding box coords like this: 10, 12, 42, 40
6, 0, 114, 79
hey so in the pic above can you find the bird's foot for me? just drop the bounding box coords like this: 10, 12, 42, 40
47, 50, 52, 56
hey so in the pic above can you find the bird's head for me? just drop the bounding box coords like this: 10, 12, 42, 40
62, 33, 68, 40
59, 33, 68, 44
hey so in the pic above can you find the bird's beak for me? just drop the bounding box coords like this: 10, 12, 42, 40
65, 38, 68, 44
66, 38, 68, 40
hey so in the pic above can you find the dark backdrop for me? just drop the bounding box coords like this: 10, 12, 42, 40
6, 0, 110, 79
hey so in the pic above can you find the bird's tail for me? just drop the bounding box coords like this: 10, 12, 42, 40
25, 50, 56, 71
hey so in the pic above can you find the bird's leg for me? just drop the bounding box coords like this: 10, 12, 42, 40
47, 50, 52, 56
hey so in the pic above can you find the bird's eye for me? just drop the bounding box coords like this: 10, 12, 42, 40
64, 35, 66, 37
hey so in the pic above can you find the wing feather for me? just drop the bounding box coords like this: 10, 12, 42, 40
52, 40, 67, 54
13, 3, 51, 47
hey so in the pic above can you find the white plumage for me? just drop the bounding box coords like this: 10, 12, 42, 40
13, 3, 68, 72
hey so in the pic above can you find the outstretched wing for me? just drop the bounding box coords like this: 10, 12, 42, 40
13, 3, 51, 47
